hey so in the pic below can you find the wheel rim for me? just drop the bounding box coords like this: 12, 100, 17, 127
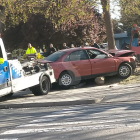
119, 66, 130, 77
61, 74, 72, 86
42, 78, 49, 92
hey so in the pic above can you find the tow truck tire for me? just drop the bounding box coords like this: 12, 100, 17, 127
4, 93, 13, 98
31, 76, 50, 96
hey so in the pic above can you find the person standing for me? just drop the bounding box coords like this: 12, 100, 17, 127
91, 40, 100, 49
43, 49, 48, 57
63, 43, 69, 49
49, 44, 57, 55
26, 43, 37, 55
80, 45, 84, 49
84, 42, 89, 47
0, 58, 4, 64
71, 44, 75, 48
100, 43, 104, 49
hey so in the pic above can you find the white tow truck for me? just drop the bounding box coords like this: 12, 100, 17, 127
0, 38, 56, 97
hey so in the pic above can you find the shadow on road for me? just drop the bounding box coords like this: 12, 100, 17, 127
0, 76, 124, 103
51, 75, 123, 91
0, 91, 34, 102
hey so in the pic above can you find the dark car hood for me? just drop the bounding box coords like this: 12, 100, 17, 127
108, 49, 135, 57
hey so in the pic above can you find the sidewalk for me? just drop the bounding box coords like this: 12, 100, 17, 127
0, 83, 140, 109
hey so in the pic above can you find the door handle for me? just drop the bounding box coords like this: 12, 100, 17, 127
3, 66, 8, 72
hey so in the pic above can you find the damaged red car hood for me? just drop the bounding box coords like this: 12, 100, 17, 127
108, 49, 135, 57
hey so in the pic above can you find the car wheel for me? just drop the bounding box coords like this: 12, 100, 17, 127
31, 76, 50, 96
59, 72, 74, 88
118, 63, 132, 79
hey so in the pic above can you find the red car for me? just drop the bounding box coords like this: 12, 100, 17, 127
39, 47, 136, 88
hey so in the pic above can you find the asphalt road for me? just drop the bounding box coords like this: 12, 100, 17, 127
1, 102, 140, 140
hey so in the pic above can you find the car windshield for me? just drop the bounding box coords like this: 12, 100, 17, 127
44, 51, 66, 62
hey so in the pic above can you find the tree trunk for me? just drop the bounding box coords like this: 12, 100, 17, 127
0, 22, 3, 33
101, 0, 115, 49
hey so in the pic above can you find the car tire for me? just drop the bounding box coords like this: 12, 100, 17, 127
4, 93, 13, 98
59, 72, 74, 88
31, 76, 50, 96
118, 63, 132, 79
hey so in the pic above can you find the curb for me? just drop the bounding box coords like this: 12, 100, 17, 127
0, 98, 104, 109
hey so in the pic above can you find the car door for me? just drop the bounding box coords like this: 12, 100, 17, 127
86, 49, 116, 75
0, 44, 11, 95
64, 50, 92, 78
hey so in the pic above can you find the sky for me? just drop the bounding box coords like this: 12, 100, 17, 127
98, 0, 121, 19
110, 0, 121, 19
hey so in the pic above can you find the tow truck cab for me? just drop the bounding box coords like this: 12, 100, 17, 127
0, 38, 12, 96
0, 38, 56, 97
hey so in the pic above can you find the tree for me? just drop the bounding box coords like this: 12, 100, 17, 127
0, 0, 106, 50
3, 11, 106, 51
0, 0, 96, 29
101, 0, 115, 49
120, 0, 140, 28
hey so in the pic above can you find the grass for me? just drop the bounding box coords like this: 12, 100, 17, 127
105, 66, 140, 85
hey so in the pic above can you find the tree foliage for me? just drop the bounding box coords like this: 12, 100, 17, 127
0, 0, 106, 50
0, 0, 97, 29
120, 0, 140, 28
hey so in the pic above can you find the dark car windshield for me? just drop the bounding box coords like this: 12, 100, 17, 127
44, 51, 66, 62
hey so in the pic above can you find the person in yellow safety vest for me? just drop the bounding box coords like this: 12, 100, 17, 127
0, 58, 4, 64
26, 43, 37, 55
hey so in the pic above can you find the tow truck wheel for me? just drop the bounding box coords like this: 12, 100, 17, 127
31, 76, 50, 96
4, 93, 13, 98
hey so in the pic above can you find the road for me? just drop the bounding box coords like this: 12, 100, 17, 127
1, 102, 140, 140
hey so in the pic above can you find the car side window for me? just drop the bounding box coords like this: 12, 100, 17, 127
64, 55, 70, 62
87, 49, 107, 59
64, 50, 88, 62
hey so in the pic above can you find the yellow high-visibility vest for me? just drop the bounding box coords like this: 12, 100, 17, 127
26, 47, 37, 54
0, 58, 4, 64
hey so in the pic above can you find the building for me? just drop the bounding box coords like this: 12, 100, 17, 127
114, 32, 138, 49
